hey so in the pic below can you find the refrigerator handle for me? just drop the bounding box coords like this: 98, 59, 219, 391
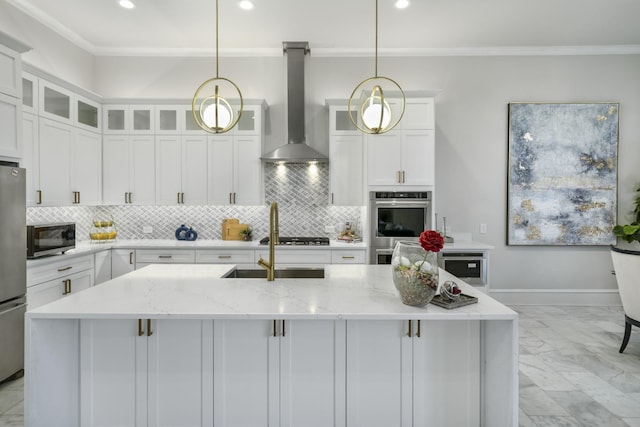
0, 301, 27, 315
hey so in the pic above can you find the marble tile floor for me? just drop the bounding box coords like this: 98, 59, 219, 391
1, 305, 639, 427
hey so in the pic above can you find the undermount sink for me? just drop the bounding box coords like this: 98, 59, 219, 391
223, 268, 325, 279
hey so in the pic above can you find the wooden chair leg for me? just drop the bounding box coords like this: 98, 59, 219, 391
619, 317, 632, 353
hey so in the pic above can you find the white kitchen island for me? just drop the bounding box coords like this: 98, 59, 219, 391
25, 264, 517, 427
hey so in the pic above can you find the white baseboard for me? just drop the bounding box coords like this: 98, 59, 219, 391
489, 289, 622, 306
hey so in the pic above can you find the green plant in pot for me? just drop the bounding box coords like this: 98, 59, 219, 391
240, 226, 253, 241
613, 186, 640, 243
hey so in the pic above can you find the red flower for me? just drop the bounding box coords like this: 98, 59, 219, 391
419, 230, 444, 253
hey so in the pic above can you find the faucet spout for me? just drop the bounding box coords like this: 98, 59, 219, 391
258, 201, 279, 281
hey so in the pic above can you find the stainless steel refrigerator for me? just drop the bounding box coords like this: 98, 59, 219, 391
0, 164, 27, 383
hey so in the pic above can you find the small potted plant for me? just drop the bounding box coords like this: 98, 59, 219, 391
613, 186, 640, 245
240, 226, 253, 241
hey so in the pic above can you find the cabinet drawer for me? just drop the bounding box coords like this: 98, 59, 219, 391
135, 249, 196, 264
255, 249, 331, 265
331, 250, 366, 264
27, 269, 94, 311
196, 249, 255, 264
27, 254, 94, 287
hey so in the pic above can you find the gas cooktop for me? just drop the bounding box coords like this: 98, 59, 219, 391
259, 236, 330, 246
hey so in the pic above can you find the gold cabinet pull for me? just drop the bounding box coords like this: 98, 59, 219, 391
273, 319, 277, 337
181, 193, 185, 204
62, 279, 71, 295
402, 171, 406, 183
129, 252, 134, 265
218, 255, 232, 259
281, 320, 285, 337
138, 319, 144, 336
416, 320, 421, 338
408, 320, 412, 337
158, 255, 172, 259
233, 193, 236, 204
147, 319, 152, 336
58, 266, 72, 272
177, 193, 181, 203
331, 193, 334, 204
125, 192, 128, 203
229, 193, 233, 204
342, 256, 355, 259
37, 190, 42, 205
129, 192, 133, 203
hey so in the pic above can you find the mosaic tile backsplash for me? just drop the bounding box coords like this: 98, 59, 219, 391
26, 164, 364, 242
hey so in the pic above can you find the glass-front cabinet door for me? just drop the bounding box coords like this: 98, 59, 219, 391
39, 80, 72, 125
155, 106, 181, 134
21, 72, 38, 114
132, 106, 154, 134
328, 104, 358, 135
76, 95, 101, 132
103, 105, 127, 134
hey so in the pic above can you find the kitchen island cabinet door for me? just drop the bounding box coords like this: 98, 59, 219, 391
80, 319, 213, 427
280, 320, 346, 427
213, 320, 278, 427
346, 320, 412, 427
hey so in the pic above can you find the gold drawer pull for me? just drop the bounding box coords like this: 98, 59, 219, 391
158, 255, 172, 259
342, 256, 355, 259
218, 255, 232, 259
57, 266, 72, 272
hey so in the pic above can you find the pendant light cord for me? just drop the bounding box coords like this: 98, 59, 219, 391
374, 0, 378, 78
215, 0, 219, 78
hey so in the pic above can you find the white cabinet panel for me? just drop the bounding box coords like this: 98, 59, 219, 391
209, 134, 234, 205
0, 92, 21, 159
331, 250, 366, 264
156, 135, 208, 205
27, 269, 93, 311
196, 249, 255, 264
233, 135, 263, 205
329, 135, 363, 205
155, 135, 182, 205
94, 250, 112, 285
111, 249, 135, 279
367, 133, 403, 186
38, 118, 72, 205
103, 135, 155, 205
71, 128, 102, 205
0, 43, 21, 97
22, 112, 39, 206
401, 130, 435, 186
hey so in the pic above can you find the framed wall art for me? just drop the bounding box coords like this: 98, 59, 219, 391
507, 102, 619, 245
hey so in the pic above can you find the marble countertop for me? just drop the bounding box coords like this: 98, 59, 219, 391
26, 264, 515, 321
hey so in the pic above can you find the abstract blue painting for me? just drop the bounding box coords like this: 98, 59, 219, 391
508, 103, 619, 245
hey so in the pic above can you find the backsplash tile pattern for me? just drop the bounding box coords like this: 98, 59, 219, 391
27, 163, 363, 241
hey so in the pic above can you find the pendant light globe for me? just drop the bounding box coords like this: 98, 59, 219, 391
192, 0, 243, 134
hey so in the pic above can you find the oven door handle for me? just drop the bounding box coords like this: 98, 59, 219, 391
374, 200, 430, 207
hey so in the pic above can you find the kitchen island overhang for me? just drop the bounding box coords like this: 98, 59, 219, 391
25, 264, 518, 427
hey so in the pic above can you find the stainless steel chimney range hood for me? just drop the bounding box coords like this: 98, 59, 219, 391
261, 42, 328, 164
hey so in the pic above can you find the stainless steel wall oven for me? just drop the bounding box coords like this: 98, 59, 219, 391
369, 191, 432, 264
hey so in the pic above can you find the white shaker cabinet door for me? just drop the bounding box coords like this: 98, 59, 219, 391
233, 135, 263, 206
279, 320, 346, 427
71, 128, 102, 205
329, 135, 363, 205
111, 249, 135, 279
401, 130, 435, 186
181, 135, 208, 205
38, 118, 72, 205
213, 320, 278, 427
155, 135, 182, 205
208, 134, 234, 205
22, 112, 40, 206
129, 135, 156, 205
80, 319, 147, 427
346, 320, 412, 427
367, 133, 402, 186
147, 320, 214, 427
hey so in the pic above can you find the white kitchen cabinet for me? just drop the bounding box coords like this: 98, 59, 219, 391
213, 319, 345, 427
38, 80, 72, 125
209, 134, 263, 206
80, 319, 214, 427
346, 319, 481, 427
103, 104, 155, 134
103, 135, 155, 205
196, 249, 255, 265
75, 94, 101, 133
0, 42, 23, 98
155, 105, 181, 134
38, 117, 72, 205
0, 92, 21, 159
21, 72, 38, 114
22, 112, 39, 206
401, 98, 435, 130
94, 250, 112, 285
155, 135, 208, 205
27, 254, 95, 311
135, 249, 196, 270
329, 135, 363, 205
71, 128, 102, 205
367, 130, 435, 187
36, 117, 101, 206
112, 249, 135, 279
331, 249, 366, 264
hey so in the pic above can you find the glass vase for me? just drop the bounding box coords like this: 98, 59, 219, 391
391, 241, 439, 307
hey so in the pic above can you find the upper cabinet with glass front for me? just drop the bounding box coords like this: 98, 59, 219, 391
179, 101, 264, 135
103, 105, 155, 134
36, 78, 101, 132
329, 105, 359, 135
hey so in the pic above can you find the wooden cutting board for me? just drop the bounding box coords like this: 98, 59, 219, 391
222, 218, 248, 240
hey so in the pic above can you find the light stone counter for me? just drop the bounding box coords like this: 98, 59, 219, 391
27, 264, 515, 320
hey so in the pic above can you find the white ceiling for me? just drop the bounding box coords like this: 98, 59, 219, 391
7, 0, 640, 57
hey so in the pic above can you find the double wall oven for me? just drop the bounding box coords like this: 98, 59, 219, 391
369, 191, 432, 264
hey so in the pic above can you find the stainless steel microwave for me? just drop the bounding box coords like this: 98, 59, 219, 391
26, 223, 76, 259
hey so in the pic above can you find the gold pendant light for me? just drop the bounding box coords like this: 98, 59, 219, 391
192, 0, 243, 133
348, 0, 405, 134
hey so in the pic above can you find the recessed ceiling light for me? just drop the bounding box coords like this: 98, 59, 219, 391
239, 0, 254, 10
119, 0, 136, 9
394, 0, 410, 9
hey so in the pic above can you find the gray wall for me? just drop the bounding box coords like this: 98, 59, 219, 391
4, 1, 640, 302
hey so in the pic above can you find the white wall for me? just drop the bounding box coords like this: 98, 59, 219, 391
0, 1, 95, 90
